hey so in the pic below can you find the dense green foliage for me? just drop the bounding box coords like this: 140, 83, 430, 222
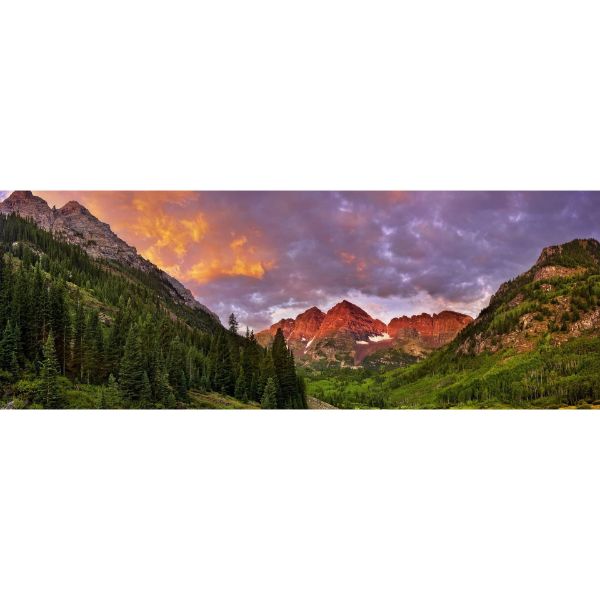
303, 365, 390, 409
306, 335, 600, 409
537, 239, 600, 270
0, 214, 306, 409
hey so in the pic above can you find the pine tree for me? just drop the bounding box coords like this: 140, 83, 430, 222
71, 299, 85, 380
0, 320, 17, 373
119, 327, 145, 407
213, 333, 234, 394
167, 337, 187, 396
83, 311, 104, 384
154, 353, 175, 408
104, 373, 122, 408
40, 331, 62, 408
258, 349, 277, 399
261, 377, 278, 409
140, 371, 153, 408
234, 365, 248, 400
177, 370, 188, 401
48, 279, 69, 374
228, 312, 239, 334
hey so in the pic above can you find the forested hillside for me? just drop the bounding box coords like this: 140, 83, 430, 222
307, 239, 600, 409
0, 214, 306, 409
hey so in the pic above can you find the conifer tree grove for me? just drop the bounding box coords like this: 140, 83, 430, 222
0, 213, 306, 409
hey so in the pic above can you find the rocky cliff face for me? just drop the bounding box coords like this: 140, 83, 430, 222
288, 307, 325, 343
388, 311, 473, 345
257, 299, 472, 367
0, 191, 220, 322
256, 307, 326, 349
1, 190, 55, 229
316, 300, 387, 340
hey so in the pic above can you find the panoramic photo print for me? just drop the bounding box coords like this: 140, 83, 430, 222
1, 190, 599, 409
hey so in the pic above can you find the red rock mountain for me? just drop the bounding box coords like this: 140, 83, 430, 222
388, 311, 473, 346
257, 300, 473, 366
289, 306, 325, 342
255, 307, 324, 348
0, 191, 220, 322
316, 300, 387, 340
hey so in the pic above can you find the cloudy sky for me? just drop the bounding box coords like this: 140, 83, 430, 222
3, 191, 600, 330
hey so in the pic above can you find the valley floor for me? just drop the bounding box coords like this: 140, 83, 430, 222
303, 334, 600, 409
187, 391, 261, 409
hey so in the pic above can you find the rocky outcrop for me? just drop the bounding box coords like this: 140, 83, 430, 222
0, 191, 220, 323
533, 265, 585, 282
535, 238, 600, 268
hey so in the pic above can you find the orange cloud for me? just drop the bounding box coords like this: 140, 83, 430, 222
340, 251, 367, 273
340, 251, 356, 264
130, 197, 208, 259
34, 191, 275, 285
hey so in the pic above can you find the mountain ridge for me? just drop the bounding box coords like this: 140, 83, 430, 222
257, 299, 472, 366
0, 191, 220, 323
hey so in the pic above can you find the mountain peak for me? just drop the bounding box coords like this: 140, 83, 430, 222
1, 191, 54, 227
0, 190, 220, 324
257, 300, 473, 366
59, 199, 90, 215
329, 299, 367, 315
302, 306, 325, 316
3, 190, 49, 208
535, 238, 600, 269
5, 190, 34, 201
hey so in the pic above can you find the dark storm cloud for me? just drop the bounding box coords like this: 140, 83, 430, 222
180, 191, 600, 329
30, 191, 600, 330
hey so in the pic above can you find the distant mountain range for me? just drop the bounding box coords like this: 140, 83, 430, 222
256, 300, 472, 367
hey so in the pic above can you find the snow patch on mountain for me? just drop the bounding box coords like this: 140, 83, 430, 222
368, 333, 392, 342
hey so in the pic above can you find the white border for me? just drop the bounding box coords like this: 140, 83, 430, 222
2, 2, 600, 599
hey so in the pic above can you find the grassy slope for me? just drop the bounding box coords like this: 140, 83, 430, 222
188, 390, 260, 409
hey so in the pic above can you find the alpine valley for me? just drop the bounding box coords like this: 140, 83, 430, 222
2, 190, 600, 409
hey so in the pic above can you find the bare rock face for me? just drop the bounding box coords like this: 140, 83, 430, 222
533, 265, 585, 282
288, 307, 325, 343
255, 318, 296, 346
315, 300, 386, 341
0, 191, 220, 323
255, 308, 325, 349
0, 191, 54, 229
388, 311, 473, 346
